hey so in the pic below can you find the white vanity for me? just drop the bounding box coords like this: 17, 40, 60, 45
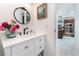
1, 33, 46, 56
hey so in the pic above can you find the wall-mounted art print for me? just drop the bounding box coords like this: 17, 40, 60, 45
37, 3, 47, 19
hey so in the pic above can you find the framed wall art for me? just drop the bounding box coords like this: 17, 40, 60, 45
37, 3, 47, 19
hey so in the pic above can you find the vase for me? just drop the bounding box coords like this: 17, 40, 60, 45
5, 30, 16, 38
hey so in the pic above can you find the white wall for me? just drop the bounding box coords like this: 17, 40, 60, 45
32, 3, 56, 56
0, 3, 33, 33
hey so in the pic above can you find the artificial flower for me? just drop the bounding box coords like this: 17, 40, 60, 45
15, 24, 20, 29
0, 19, 20, 33
1, 22, 8, 28
11, 19, 16, 24
10, 25, 17, 32
0, 26, 5, 31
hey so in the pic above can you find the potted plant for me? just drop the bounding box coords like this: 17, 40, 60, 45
0, 19, 20, 38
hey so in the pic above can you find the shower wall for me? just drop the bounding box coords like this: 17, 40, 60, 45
56, 3, 79, 56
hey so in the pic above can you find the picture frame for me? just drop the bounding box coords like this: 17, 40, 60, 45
37, 3, 47, 19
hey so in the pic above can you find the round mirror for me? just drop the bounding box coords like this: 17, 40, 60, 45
14, 7, 31, 24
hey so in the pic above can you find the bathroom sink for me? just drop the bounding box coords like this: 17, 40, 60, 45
17, 33, 37, 39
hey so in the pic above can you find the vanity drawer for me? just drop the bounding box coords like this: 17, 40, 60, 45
12, 40, 34, 56
34, 36, 45, 55
35, 35, 45, 45
34, 42, 45, 55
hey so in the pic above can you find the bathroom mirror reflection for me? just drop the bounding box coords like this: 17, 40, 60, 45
14, 7, 31, 24
58, 16, 75, 39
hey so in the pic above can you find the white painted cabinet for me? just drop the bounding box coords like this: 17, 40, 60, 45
12, 40, 34, 56
4, 47, 11, 56
4, 35, 46, 56
34, 36, 45, 55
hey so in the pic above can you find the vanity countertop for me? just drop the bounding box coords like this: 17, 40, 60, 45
1, 33, 46, 48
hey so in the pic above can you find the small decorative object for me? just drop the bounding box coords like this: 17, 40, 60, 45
0, 19, 20, 38
37, 3, 47, 19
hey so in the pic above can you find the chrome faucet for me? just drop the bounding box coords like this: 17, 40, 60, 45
23, 27, 28, 35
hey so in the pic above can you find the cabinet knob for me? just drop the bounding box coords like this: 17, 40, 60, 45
25, 46, 29, 49
40, 39, 41, 41
40, 46, 42, 48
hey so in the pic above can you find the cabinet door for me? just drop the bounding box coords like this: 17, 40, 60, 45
12, 40, 34, 56
4, 47, 11, 56
34, 35, 45, 56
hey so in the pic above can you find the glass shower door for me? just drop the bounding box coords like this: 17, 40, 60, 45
56, 3, 79, 56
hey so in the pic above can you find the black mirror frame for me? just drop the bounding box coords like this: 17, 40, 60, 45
13, 7, 31, 24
